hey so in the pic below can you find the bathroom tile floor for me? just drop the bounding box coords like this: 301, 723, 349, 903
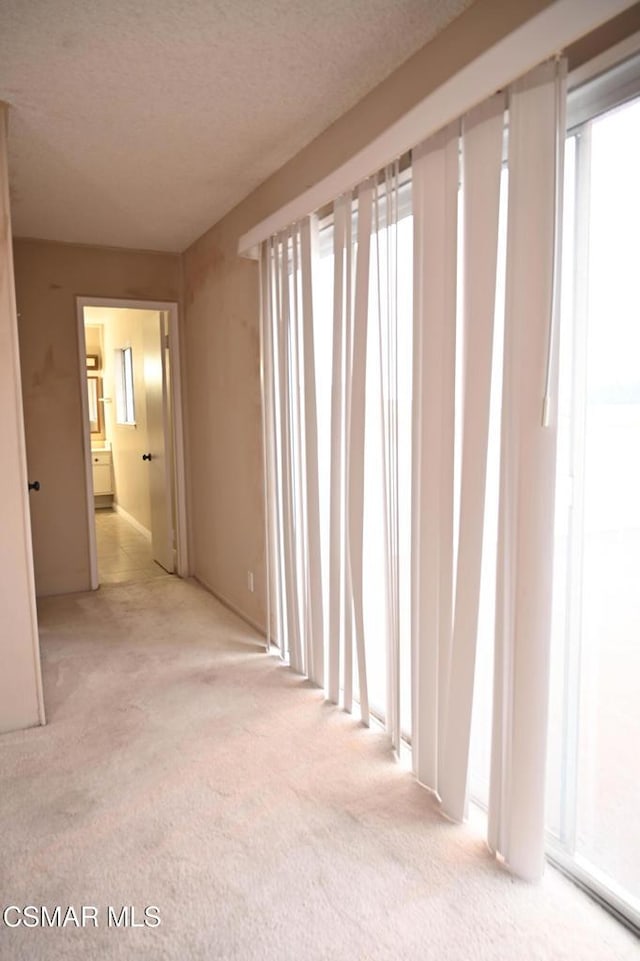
95, 508, 168, 584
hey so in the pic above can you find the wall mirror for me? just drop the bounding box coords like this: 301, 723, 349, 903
87, 375, 102, 434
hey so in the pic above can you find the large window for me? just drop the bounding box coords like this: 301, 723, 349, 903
312, 182, 413, 734
263, 60, 640, 895
312, 167, 510, 792
548, 92, 640, 928
311, 78, 640, 923
115, 346, 136, 425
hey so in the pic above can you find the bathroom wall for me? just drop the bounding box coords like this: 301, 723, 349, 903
86, 306, 157, 534
84, 323, 103, 359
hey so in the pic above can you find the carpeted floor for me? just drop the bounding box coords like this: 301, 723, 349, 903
0, 576, 637, 960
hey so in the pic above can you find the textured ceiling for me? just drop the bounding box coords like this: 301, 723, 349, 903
0, 0, 472, 252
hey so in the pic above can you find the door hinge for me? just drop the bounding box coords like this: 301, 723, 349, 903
164, 333, 170, 349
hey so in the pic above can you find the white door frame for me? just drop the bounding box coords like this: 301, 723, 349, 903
76, 296, 189, 588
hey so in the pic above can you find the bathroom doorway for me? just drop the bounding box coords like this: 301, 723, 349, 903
76, 298, 188, 587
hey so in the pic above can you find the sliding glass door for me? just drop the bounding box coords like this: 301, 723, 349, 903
549, 94, 640, 928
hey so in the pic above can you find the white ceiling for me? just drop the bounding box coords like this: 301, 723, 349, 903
0, 0, 472, 252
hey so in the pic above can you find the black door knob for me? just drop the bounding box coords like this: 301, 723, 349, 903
142, 453, 152, 461
28, 481, 40, 492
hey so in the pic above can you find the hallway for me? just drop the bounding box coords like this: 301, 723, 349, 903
1, 578, 637, 960
95, 508, 166, 584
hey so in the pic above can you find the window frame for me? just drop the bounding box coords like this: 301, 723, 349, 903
547, 56, 640, 935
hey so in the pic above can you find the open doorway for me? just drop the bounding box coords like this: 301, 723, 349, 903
76, 298, 188, 588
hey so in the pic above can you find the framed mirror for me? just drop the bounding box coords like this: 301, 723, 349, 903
87, 375, 102, 434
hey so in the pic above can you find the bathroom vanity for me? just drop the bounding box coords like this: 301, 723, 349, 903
91, 448, 113, 499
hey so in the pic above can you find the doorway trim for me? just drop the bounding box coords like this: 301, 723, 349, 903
75, 296, 189, 589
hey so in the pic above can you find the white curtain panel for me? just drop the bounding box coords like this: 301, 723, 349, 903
299, 219, 325, 687
261, 238, 285, 653
328, 196, 352, 705
411, 123, 459, 795
346, 180, 374, 723
373, 163, 402, 752
261, 224, 324, 678
277, 229, 304, 674
259, 56, 566, 884
410, 61, 565, 878
489, 59, 567, 881
439, 93, 505, 823
326, 185, 375, 721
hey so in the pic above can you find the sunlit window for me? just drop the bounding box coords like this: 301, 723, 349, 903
313, 184, 413, 733
115, 346, 136, 424
549, 94, 640, 928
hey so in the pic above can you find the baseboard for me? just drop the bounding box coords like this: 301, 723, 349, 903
193, 574, 267, 640
114, 503, 152, 541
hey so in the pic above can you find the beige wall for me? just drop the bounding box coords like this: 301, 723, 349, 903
181, 0, 556, 629
14, 240, 181, 596
183, 244, 263, 624
84, 324, 103, 359
0, 105, 43, 733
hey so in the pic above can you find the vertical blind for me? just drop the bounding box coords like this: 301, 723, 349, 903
489, 61, 567, 881
260, 59, 567, 881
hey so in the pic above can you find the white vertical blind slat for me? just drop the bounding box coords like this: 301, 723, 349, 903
290, 225, 307, 674
411, 124, 459, 793
489, 60, 566, 881
259, 243, 274, 649
328, 199, 348, 704
374, 183, 392, 739
269, 237, 288, 657
388, 164, 401, 752
439, 93, 505, 821
375, 165, 401, 751
300, 217, 325, 686
278, 231, 303, 672
348, 180, 374, 725
343, 202, 354, 714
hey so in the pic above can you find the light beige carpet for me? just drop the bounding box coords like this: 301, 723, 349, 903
0, 576, 637, 960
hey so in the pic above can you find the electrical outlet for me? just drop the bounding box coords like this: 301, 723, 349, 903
247, 570, 254, 593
